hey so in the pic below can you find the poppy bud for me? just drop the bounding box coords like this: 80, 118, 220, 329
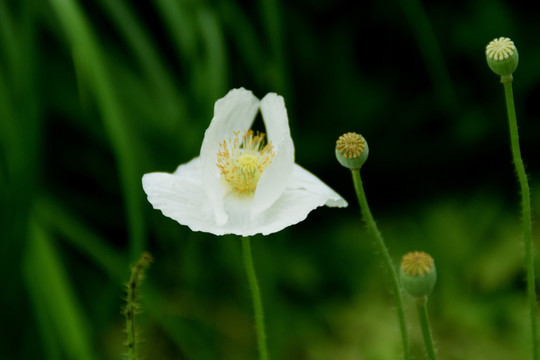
486, 37, 519, 82
400, 251, 437, 298
335, 132, 369, 170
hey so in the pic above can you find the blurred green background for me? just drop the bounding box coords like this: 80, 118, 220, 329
2, 0, 540, 359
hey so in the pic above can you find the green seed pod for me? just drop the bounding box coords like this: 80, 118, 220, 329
400, 251, 437, 298
486, 37, 519, 81
335, 132, 369, 170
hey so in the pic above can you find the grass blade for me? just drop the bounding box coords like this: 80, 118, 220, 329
24, 221, 96, 360
48, 0, 146, 260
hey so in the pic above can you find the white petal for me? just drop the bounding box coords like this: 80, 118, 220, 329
212, 164, 348, 236
142, 160, 347, 237
143, 158, 258, 236
287, 164, 348, 208
142, 157, 216, 233
252, 165, 347, 235
252, 93, 295, 217
199, 88, 260, 225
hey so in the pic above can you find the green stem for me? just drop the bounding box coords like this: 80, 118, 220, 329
126, 269, 139, 360
241, 236, 269, 360
416, 297, 437, 360
351, 169, 410, 360
125, 252, 152, 360
126, 294, 137, 360
503, 80, 538, 360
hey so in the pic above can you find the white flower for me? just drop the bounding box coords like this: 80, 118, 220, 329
142, 88, 348, 236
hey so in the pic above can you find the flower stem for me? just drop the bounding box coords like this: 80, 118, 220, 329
416, 297, 437, 360
241, 236, 269, 360
125, 252, 153, 360
503, 80, 539, 360
351, 169, 410, 360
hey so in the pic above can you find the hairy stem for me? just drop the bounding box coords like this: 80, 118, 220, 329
125, 252, 153, 360
351, 169, 410, 360
503, 80, 538, 360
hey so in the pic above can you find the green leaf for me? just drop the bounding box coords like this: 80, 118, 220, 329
24, 221, 96, 360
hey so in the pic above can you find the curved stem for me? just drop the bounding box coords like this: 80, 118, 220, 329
241, 236, 269, 360
351, 169, 410, 360
416, 297, 437, 360
503, 80, 538, 360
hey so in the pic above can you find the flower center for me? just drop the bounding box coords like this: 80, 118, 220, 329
336, 132, 367, 159
486, 37, 515, 61
217, 130, 275, 196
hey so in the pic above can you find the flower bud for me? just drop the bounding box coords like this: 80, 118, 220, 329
400, 251, 437, 298
335, 132, 369, 170
486, 37, 519, 82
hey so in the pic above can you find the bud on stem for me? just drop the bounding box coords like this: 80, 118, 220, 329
400, 251, 437, 298
335, 132, 369, 170
486, 37, 519, 82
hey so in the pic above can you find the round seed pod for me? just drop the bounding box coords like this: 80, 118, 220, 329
400, 251, 437, 298
486, 37, 519, 81
335, 132, 369, 170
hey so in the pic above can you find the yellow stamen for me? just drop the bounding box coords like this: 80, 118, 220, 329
217, 130, 275, 196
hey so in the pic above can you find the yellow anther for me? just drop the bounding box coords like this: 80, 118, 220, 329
217, 130, 275, 196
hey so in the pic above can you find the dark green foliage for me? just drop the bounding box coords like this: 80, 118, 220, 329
1, 0, 539, 359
